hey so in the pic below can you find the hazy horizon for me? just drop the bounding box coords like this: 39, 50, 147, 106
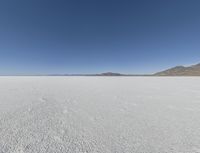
1, 0, 200, 75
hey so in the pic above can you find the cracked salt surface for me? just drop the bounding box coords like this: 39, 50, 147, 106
0, 77, 200, 152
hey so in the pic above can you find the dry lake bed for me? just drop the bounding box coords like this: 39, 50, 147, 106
0, 77, 200, 153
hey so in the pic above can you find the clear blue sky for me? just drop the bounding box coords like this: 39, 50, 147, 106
0, 0, 200, 75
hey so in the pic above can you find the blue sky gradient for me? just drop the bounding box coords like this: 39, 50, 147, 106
0, 0, 200, 75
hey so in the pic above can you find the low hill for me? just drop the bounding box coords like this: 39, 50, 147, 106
99, 72, 123, 76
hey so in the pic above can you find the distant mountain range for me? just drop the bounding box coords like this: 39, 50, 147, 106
98, 72, 122, 76
49, 64, 200, 76
48, 72, 151, 76
7, 63, 200, 76
94, 63, 200, 76
48, 72, 123, 76
154, 63, 200, 76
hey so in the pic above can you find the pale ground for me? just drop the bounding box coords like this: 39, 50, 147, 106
0, 77, 200, 153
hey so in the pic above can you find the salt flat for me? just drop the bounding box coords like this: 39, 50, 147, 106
0, 77, 200, 153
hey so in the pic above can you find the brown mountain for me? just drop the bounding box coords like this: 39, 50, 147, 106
99, 72, 123, 76
155, 63, 200, 76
